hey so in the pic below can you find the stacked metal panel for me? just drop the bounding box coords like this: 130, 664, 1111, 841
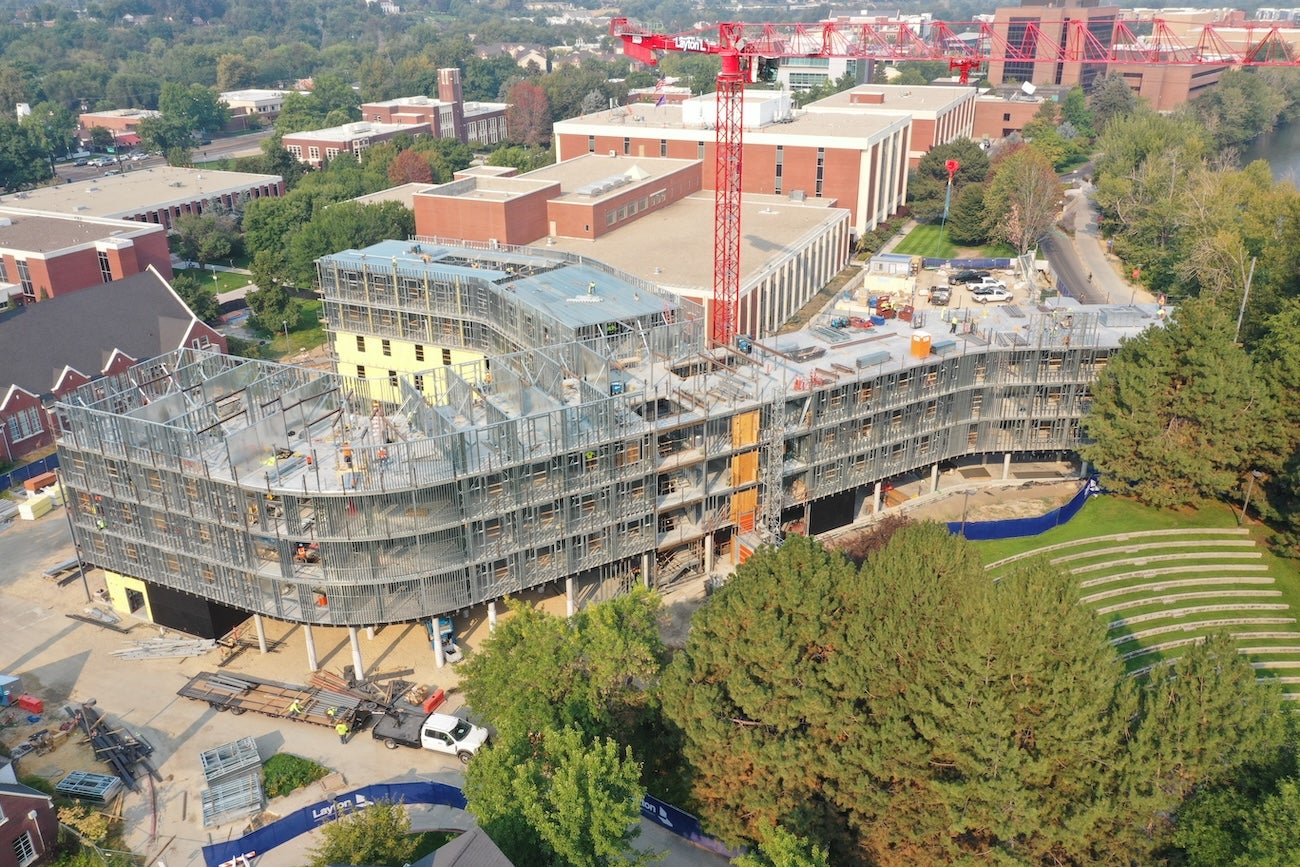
200, 737, 262, 785
201, 773, 265, 827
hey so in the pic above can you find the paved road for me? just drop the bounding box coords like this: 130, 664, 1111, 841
195, 129, 275, 163
55, 153, 166, 183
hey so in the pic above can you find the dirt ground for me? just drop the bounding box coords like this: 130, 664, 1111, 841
901, 480, 1081, 524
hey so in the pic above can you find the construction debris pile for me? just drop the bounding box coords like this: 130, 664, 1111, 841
76, 700, 159, 791
111, 636, 217, 660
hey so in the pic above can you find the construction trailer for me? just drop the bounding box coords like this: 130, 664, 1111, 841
54, 240, 1155, 634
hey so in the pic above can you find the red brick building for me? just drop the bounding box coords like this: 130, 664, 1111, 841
554, 89, 910, 237
0, 783, 58, 867
986, 1, 1121, 90
802, 83, 976, 167
359, 68, 509, 146
77, 108, 159, 149
0, 267, 225, 462
0, 208, 172, 305
282, 121, 433, 169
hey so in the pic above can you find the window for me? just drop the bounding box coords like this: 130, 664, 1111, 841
816, 147, 825, 197
0, 257, 8, 281
774, 145, 783, 194
623, 136, 630, 155
308, 146, 320, 160
381, 338, 391, 356
98, 249, 113, 283
659, 138, 667, 157
17, 260, 33, 300
1003, 112, 1012, 122
13, 831, 36, 867
325, 147, 340, 160
698, 141, 705, 159
587, 135, 595, 153
356, 365, 366, 379
6, 406, 42, 442
388, 370, 398, 387
414, 344, 425, 362
413, 374, 424, 391
355, 335, 365, 352
442, 348, 452, 366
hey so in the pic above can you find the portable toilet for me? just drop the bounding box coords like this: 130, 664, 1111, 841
911, 330, 932, 359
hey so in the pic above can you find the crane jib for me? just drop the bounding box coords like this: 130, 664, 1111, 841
673, 36, 710, 52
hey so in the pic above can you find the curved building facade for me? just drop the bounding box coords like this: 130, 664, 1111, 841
54, 241, 1159, 636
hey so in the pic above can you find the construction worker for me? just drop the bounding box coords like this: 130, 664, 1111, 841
336, 719, 350, 744
341, 442, 353, 469
288, 699, 304, 716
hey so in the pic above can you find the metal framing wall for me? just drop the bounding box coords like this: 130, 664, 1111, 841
54, 244, 1149, 629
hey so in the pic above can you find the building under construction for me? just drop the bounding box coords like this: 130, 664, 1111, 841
54, 240, 1158, 647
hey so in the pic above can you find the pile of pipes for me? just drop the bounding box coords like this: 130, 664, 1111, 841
111, 637, 217, 660
75, 700, 159, 791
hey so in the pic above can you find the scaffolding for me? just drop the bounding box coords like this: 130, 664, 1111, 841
54, 242, 1161, 628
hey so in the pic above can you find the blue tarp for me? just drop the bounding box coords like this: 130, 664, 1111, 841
201, 781, 466, 867
0, 453, 60, 493
922, 257, 1014, 270
947, 478, 1100, 540
201, 781, 739, 867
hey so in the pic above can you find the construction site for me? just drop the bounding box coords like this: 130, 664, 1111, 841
51, 238, 1159, 650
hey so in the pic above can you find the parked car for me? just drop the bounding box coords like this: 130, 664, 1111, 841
74, 158, 88, 166
371, 709, 490, 763
971, 286, 1013, 303
103, 169, 120, 176
930, 287, 951, 306
949, 269, 991, 284
969, 278, 1007, 291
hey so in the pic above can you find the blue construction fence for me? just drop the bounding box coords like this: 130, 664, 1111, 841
922, 257, 1015, 270
947, 478, 1101, 541
202, 781, 737, 867
0, 453, 60, 493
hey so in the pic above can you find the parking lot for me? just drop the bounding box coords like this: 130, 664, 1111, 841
0, 510, 726, 867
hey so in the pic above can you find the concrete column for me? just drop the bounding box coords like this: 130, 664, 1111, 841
704, 533, 715, 573
433, 623, 446, 669
365, 626, 375, 640
304, 624, 318, 671
930, 463, 939, 494
252, 614, 268, 654
1003, 452, 1012, 481
565, 576, 576, 618
873, 480, 883, 513
348, 626, 365, 682
1080, 460, 1090, 479
487, 600, 497, 633
641, 551, 653, 589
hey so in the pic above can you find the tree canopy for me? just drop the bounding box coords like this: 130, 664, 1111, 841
305, 799, 417, 867
1081, 296, 1274, 508
982, 145, 1061, 255
664, 527, 1286, 864
905, 138, 989, 225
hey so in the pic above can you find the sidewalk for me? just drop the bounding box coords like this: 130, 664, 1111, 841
1066, 183, 1155, 306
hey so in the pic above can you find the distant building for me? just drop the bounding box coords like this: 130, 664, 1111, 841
476, 43, 549, 71
554, 89, 912, 236
0, 267, 225, 463
77, 108, 160, 150
986, 1, 1122, 91
777, 57, 870, 93
281, 121, 433, 169
0, 166, 285, 230
0, 207, 172, 305
220, 89, 293, 131
802, 83, 976, 166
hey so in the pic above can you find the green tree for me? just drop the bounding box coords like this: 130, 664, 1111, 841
0, 116, 53, 190
216, 53, 257, 91
465, 726, 653, 867
285, 200, 414, 287
305, 799, 417, 867
1088, 73, 1141, 132
172, 212, 238, 266
387, 148, 433, 185
159, 82, 229, 137
732, 827, 830, 867
1059, 85, 1096, 140
486, 144, 555, 173
136, 114, 194, 162
945, 182, 988, 245
982, 145, 1061, 255
1081, 297, 1273, 507
169, 271, 220, 323
905, 138, 990, 224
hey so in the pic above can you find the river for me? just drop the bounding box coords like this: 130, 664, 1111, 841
1241, 120, 1300, 182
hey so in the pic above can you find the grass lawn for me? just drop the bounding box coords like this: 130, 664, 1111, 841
892, 223, 1018, 259
264, 299, 328, 358
175, 267, 253, 294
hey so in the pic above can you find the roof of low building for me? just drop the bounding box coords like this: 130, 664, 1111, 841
0, 267, 200, 397
0, 167, 283, 220
285, 121, 425, 142
0, 783, 54, 802
0, 208, 162, 254
412, 827, 513, 867
804, 83, 977, 114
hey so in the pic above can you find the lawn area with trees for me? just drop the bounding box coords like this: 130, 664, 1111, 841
890, 223, 1016, 259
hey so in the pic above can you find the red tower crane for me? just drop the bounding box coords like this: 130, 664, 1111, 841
611, 16, 1299, 344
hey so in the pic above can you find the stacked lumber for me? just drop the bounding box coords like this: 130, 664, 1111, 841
76, 701, 159, 791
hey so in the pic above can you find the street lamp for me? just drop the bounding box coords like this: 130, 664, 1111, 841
1239, 470, 1263, 526
283, 320, 290, 341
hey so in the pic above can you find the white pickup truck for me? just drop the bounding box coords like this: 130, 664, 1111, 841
371, 710, 489, 763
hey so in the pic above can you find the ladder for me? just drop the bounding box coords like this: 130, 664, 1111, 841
759, 404, 786, 544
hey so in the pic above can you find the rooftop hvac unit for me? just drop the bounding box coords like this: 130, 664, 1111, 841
608, 150, 617, 157
789, 190, 807, 202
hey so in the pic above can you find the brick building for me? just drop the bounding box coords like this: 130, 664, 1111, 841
0, 267, 225, 463
986, 0, 1121, 90
282, 121, 433, 169
0, 783, 58, 867
359, 68, 509, 146
77, 108, 159, 149
220, 89, 293, 130
802, 83, 976, 166
0, 208, 172, 305
554, 89, 910, 237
